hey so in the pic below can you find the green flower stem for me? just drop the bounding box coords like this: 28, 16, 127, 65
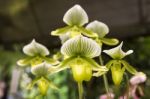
125, 72, 129, 99
99, 55, 111, 99
78, 82, 83, 99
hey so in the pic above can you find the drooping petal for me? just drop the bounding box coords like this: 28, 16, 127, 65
103, 42, 133, 59
31, 62, 51, 76
63, 4, 88, 26
121, 60, 137, 74
101, 38, 119, 46
17, 57, 33, 66
61, 35, 101, 58
51, 26, 72, 36
23, 39, 49, 56
86, 20, 109, 38
93, 66, 108, 77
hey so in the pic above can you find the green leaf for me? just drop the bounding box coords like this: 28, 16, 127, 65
61, 35, 101, 58
101, 38, 119, 46
63, 5, 88, 26
86, 20, 109, 38
121, 60, 137, 74
51, 26, 72, 36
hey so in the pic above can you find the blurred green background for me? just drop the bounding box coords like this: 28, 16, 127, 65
0, 0, 150, 99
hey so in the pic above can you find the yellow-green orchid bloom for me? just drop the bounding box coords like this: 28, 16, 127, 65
50, 35, 108, 82
86, 20, 119, 46
103, 42, 137, 85
17, 40, 59, 95
17, 39, 59, 67
51, 5, 97, 38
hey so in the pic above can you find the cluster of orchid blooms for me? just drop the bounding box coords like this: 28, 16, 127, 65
17, 4, 147, 99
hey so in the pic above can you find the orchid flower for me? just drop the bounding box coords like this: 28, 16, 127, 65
17, 39, 59, 67
103, 42, 137, 85
86, 20, 119, 46
50, 35, 108, 82
17, 39, 59, 95
51, 5, 97, 39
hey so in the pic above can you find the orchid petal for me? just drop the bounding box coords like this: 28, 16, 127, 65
101, 38, 119, 46
63, 4, 88, 26
86, 20, 109, 38
17, 57, 33, 66
31, 62, 51, 76
61, 35, 101, 58
51, 26, 71, 36
23, 39, 49, 56
103, 42, 133, 59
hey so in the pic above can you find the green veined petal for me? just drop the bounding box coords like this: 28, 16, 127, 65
78, 26, 98, 37
103, 42, 133, 59
49, 56, 76, 74
63, 4, 88, 26
93, 69, 108, 77
23, 39, 49, 56
61, 35, 101, 58
105, 60, 114, 69
51, 26, 72, 36
31, 62, 51, 76
86, 20, 109, 38
43, 57, 59, 65
17, 57, 33, 66
121, 60, 137, 74
101, 38, 119, 46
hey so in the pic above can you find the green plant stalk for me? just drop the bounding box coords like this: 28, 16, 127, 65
125, 72, 129, 99
99, 55, 111, 99
78, 82, 83, 99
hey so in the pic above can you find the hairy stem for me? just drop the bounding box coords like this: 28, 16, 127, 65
78, 82, 83, 99
99, 55, 111, 99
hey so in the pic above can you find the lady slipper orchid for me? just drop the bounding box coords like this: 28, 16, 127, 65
86, 20, 119, 46
51, 35, 108, 82
103, 42, 137, 85
17, 39, 58, 67
17, 39, 59, 95
51, 5, 97, 38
